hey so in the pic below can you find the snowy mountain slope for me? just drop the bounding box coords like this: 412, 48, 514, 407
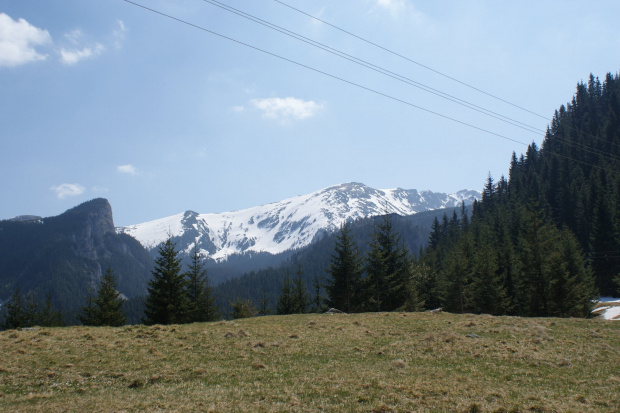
119, 182, 480, 261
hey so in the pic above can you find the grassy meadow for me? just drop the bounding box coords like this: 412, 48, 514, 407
1, 311, 619, 412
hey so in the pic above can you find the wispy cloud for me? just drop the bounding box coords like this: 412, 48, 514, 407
0, 13, 51, 67
374, 0, 408, 16
250, 97, 324, 124
51, 183, 85, 199
59, 29, 105, 65
117, 164, 137, 175
59, 44, 105, 65
1, 13, 125, 68
113, 20, 126, 49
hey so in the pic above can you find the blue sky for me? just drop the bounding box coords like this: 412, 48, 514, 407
1, 0, 619, 226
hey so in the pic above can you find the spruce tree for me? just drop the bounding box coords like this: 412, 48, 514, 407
470, 228, 507, 315
144, 237, 189, 325
38, 293, 64, 327
548, 229, 597, 317
185, 246, 219, 322
95, 269, 126, 326
258, 289, 271, 316
231, 298, 257, 319
514, 205, 565, 317
311, 275, 324, 313
78, 287, 97, 326
2, 288, 27, 329
79, 269, 126, 326
292, 267, 310, 314
438, 234, 473, 313
326, 223, 363, 312
276, 272, 297, 315
362, 214, 412, 312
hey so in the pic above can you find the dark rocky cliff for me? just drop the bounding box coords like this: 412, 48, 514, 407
0, 199, 153, 320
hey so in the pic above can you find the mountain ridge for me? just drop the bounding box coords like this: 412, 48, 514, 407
120, 182, 481, 262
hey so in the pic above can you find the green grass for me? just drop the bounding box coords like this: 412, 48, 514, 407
1, 312, 619, 412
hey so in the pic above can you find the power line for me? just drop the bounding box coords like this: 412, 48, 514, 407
202, 0, 620, 166
274, 0, 548, 121
121, 0, 530, 148
121, 0, 619, 173
274, 0, 620, 157
203, 0, 543, 137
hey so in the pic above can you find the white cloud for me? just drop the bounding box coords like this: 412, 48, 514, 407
232, 105, 245, 113
250, 97, 324, 123
59, 43, 105, 66
0, 13, 51, 67
64, 29, 83, 45
117, 164, 137, 175
113, 20, 126, 49
374, 0, 407, 15
51, 183, 85, 199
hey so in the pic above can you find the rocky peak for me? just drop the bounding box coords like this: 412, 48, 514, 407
59, 198, 115, 238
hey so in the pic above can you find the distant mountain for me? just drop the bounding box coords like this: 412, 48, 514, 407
0, 199, 153, 322
213, 207, 467, 316
120, 182, 480, 263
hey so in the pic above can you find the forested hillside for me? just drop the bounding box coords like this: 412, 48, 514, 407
0, 199, 153, 324
214, 208, 460, 316
418, 73, 620, 317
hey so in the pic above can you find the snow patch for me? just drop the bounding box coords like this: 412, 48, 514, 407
120, 182, 481, 261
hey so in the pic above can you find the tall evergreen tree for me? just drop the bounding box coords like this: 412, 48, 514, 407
470, 228, 507, 315
78, 286, 98, 326
144, 237, 189, 325
362, 214, 412, 312
97, 269, 126, 326
79, 269, 126, 326
38, 293, 64, 327
185, 246, 219, 323
311, 275, 324, 313
292, 267, 310, 314
325, 223, 363, 312
276, 268, 309, 315
548, 229, 597, 317
2, 288, 28, 329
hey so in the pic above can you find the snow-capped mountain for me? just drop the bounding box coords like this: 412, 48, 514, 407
119, 182, 480, 261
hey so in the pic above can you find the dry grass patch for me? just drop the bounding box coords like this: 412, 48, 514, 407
0, 313, 619, 411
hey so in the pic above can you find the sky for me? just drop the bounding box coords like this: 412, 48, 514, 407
1, 0, 619, 227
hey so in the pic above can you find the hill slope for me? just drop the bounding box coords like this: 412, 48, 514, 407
1, 312, 618, 412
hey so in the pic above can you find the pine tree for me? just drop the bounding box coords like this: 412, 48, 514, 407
470, 227, 507, 315
276, 272, 295, 315
325, 223, 363, 312
514, 205, 559, 317
23, 292, 40, 327
362, 214, 412, 312
311, 275, 324, 313
185, 246, 219, 322
38, 293, 64, 327
403, 260, 425, 312
95, 269, 126, 326
438, 234, 473, 313
292, 267, 310, 314
548, 229, 597, 317
144, 237, 189, 325
258, 288, 271, 316
78, 286, 98, 326
230, 298, 258, 319
2, 288, 27, 329
79, 269, 126, 326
